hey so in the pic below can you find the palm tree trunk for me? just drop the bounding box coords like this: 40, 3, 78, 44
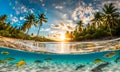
107, 22, 113, 38
26, 29, 30, 35
37, 26, 41, 37
24, 29, 29, 39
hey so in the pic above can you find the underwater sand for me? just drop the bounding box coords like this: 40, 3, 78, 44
0, 47, 120, 72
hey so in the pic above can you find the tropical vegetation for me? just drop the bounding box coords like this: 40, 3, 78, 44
0, 3, 120, 42
66, 3, 120, 41
0, 13, 53, 42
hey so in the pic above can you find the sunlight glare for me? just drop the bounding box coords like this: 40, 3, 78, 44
60, 33, 65, 41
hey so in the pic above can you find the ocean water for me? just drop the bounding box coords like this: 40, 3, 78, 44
0, 47, 120, 72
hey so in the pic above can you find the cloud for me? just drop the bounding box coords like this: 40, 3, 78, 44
51, 22, 76, 32
50, 7, 77, 35
9, 14, 19, 24
10, 14, 13, 17
41, 28, 51, 31
55, 5, 63, 9
51, 24, 60, 29
11, 1, 35, 15
71, 2, 97, 24
12, 5, 28, 15
11, 16, 19, 23
20, 16, 25, 20
29, 9, 34, 13
42, 4, 45, 7
40, 0, 43, 3
21, 6, 27, 12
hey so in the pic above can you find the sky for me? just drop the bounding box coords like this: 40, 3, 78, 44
0, 0, 120, 38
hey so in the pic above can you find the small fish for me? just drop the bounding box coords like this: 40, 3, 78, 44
91, 62, 109, 72
115, 56, 120, 63
44, 58, 52, 61
16, 60, 26, 69
0, 60, 7, 64
1, 51, 9, 55
104, 52, 117, 58
5, 57, 15, 61
75, 65, 85, 70
94, 59, 103, 64
34, 60, 42, 63
115, 45, 120, 49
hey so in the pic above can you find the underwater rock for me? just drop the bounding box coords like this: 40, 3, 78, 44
1, 51, 9, 55
91, 62, 109, 72
34, 60, 42, 63
104, 52, 117, 58
94, 59, 103, 64
17, 60, 26, 69
75, 65, 85, 70
115, 56, 120, 63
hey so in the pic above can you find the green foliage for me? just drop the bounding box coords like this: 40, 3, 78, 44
0, 3, 120, 42
69, 3, 120, 41
0, 30, 10, 37
0, 14, 51, 42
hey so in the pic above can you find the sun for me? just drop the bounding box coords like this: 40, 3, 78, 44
60, 33, 65, 41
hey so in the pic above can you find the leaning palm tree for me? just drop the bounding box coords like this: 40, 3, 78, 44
36, 13, 47, 37
21, 14, 37, 34
76, 20, 84, 32
102, 3, 119, 37
21, 22, 28, 32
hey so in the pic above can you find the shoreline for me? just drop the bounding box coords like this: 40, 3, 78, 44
0, 37, 120, 54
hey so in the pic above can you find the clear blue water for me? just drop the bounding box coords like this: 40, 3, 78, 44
0, 47, 120, 72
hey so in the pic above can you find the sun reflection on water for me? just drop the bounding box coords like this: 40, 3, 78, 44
60, 42, 65, 53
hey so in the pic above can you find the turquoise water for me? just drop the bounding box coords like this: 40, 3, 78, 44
0, 47, 120, 72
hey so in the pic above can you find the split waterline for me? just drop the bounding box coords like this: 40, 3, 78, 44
0, 38, 120, 72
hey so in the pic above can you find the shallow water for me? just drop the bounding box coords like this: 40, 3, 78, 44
0, 47, 120, 72
17, 39, 120, 54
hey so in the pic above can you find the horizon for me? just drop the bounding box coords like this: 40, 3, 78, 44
0, 0, 120, 40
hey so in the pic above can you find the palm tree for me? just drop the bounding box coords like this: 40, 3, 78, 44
5, 22, 11, 30
0, 14, 7, 30
21, 14, 36, 34
91, 12, 103, 28
76, 20, 84, 32
21, 22, 28, 32
36, 13, 47, 37
102, 3, 119, 37
0, 14, 7, 23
